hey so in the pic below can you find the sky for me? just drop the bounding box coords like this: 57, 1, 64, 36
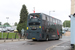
0, 0, 71, 25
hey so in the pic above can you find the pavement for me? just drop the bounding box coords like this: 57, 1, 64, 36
0, 39, 28, 43
51, 41, 71, 50
64, 31, 70, 36
50, 31, 71, 50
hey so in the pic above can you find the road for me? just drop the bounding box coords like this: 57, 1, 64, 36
0, 36, 70, 50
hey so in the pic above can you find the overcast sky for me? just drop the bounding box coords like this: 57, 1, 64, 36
0, 0, 71, 25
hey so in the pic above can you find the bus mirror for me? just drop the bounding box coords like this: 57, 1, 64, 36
69, 15, 71, 18
73, 13, 75, 17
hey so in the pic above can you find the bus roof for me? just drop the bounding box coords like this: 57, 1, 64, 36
29, 13, 62, 22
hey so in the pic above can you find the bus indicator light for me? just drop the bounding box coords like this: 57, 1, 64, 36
27, 27, 28, 30
39, 26, 41, 28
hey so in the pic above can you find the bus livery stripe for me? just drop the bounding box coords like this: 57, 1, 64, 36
57, 30, 59, 35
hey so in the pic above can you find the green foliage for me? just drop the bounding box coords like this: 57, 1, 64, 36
14, 22, 18, 26
0, 22, 1, 25
17, 4, 28, 34
4, 22, 10, 26
63, 20, 70, 27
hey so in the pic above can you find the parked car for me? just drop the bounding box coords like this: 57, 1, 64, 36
6, 27, 11, 31
0, 28, 2, 32
62, 30, 66, 34
10, 28, 14, 32
68, 28, 71, 32
14, 29, 18, 33
1, 28, 7, 32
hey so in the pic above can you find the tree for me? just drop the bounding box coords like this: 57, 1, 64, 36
63, 20, 70, 27
4, 22, 10, 26
0, 22, 1, 25
17, 4, 28, 34
14, 22, 17, 26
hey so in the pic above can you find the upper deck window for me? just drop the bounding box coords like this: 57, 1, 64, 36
56, 19, 58, 24
29, 14, 40, 19
47, 16, 49, 21
42, 15, 46, 20
50, 17, 52, 22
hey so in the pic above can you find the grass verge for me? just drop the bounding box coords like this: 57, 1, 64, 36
0, 32, 19, 39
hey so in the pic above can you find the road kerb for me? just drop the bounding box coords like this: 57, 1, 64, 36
46, 40, 70, 50
0, 39, 29, 44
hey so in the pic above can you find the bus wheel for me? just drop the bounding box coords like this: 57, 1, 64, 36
56, 35, 60, 40
46, 36, 49, 41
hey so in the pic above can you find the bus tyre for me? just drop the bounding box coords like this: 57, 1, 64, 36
46, 36, 49, 41
56, 35, 60, 40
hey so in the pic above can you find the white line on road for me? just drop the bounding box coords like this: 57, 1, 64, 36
46, 40, 70, 50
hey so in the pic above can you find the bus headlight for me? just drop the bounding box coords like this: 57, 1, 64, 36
27, 27, 28, 30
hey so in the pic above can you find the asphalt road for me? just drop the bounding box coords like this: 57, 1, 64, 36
0, 36, 70, 50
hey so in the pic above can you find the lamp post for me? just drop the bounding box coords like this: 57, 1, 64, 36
6, 17, 9, 23
6, 17, 9, 27
33, 7, 35, 13
49, 11, 55, 15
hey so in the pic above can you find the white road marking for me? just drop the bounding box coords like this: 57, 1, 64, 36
46, 40, 70, 50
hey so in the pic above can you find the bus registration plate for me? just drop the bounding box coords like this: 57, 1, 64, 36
32, 38, 35, 39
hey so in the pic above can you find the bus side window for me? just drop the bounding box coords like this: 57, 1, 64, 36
56, 19, 57, 24
51, 17, 53, 25
50, 17, 52, 22
52, 17, 53, 22
53, 18, 54, 23
58, 20, 60, 25
59, 21, 60, 24
54, 19, 56, 24
42, 14, 45, 20
47, 16, 49, 21
46, 17, 47, 20
57, 20, 59, 25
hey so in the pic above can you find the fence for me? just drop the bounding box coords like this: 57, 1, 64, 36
0, 32, 26, 39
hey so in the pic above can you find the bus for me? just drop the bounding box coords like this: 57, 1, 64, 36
26, 13, 62, 41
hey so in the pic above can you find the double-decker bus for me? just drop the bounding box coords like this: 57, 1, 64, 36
26, 13, 62, 41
